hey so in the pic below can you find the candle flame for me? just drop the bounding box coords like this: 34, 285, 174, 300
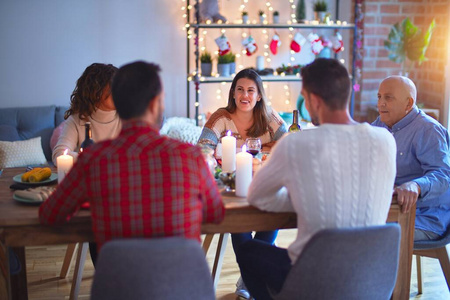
64, 149, 68, 155
227, 130, 231, 137
242, 145, 247, 153
79, 148, 83, 153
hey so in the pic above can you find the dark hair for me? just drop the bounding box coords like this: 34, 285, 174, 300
226, 68, 270, 137
65, 63, 118, 120
111, 61, 162, 120
300, 58, 351, 110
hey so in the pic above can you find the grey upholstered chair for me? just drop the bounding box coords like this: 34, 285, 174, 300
414, 226, 450, 294
273, 224, 401, 300
90, 237, 215, 300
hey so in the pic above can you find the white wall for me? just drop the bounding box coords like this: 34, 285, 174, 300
0, 0, 352, 119
0, 0, 187, 117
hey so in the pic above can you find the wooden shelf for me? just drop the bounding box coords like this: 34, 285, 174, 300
192, 74, 302, 83
188, 23, 355, 30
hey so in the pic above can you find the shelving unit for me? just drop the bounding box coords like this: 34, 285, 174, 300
185, 0, 359, 124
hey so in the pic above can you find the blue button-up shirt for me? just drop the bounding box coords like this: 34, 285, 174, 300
373, 106, 450, 235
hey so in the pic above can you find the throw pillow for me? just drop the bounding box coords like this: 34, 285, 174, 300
160, 117, 202, 145
0, 137, 47, 168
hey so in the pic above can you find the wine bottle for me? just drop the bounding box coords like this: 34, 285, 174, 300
288, 110, 301, 132
79, 122, 94, 153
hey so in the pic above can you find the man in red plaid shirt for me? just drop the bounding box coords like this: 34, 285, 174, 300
39, 61, 225, 252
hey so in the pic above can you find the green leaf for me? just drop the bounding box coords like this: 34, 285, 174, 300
384, 17, 435, 69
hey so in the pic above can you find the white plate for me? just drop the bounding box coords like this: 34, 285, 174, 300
13, 194, 43, 204
13, 173, 58, 185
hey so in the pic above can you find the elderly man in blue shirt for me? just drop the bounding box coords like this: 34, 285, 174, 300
373, 76, 450, 241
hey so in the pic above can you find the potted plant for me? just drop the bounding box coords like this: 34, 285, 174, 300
258, 10, 265, 24
200, 51, 213, 77
242, 11, 249, 24
273, 11, 280, 24
217, 54, 232, 77
384, 17, 435, 75
296, 0, 306, 23
313, 1, 328, 23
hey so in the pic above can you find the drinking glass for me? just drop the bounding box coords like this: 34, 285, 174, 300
245, 138, 262, 157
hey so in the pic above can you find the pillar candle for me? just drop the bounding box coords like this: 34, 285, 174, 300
235, 145, 252, 197
57, 149, 74, 183
221, 131, 236, 173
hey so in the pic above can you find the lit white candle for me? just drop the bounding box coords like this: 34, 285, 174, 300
57, 149, 74, 183
235, 145, 253, 197
222, 131, 236, 172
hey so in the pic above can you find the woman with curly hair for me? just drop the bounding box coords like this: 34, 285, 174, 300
52, 63, 120, 165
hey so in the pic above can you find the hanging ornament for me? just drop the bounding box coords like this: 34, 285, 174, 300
331, 32, 344, 53
290, 32, 306, 53
270, 33, 281, 55
308, 33, 323, 55
242, 35, 258, 56
215, 34, 231, 56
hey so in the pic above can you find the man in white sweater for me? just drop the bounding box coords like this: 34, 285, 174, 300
236, 58, 397, 300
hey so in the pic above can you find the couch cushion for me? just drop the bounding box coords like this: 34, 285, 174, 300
50, 122, 65, 152
0, 106, 57, 161
0, 125, 21, 141
55, 106, 68, 127
0, 137, 47, 168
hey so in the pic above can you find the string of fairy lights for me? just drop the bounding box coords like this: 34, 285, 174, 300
181, 0, 351, 117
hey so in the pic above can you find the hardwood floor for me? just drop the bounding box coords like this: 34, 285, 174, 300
24, 229, 449, 300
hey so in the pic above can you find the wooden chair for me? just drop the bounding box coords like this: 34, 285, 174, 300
414, 227, 450, 294
59, 243, 88, 300
202, 233, 230, 289
60, 234, 228, 299
273, 224, 401, 300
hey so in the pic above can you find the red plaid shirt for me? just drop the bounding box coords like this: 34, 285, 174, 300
39, 120, 224, 250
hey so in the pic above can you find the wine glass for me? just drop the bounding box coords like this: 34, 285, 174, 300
245, 138, 262, 157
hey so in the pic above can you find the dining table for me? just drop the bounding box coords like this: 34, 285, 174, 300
0, 167, 415, 300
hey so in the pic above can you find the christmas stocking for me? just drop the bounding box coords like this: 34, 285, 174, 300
290, 32, 306, 53
270, 34, 281, 55
331, 32, 344, 53
308, 33, 324, 55
215, 35, 231, 56
242, 36, 258, 56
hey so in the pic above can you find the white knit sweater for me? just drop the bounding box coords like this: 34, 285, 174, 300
52, 109, 122, 165
247, 123, 397, 263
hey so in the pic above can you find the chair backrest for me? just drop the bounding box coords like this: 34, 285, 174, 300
414, 225, 450, 250
90, 237, 215, 300
274, 224, 401, 300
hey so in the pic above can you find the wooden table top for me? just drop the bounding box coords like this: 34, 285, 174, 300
0, 167, 296, 229
0, 167, 413, 300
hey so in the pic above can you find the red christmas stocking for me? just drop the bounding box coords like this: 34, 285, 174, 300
290, 32, 306, 53
215, 34, 231, 56
331, 32, 344, 53
242, 36, 258, 56
270, 34, 281, 55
